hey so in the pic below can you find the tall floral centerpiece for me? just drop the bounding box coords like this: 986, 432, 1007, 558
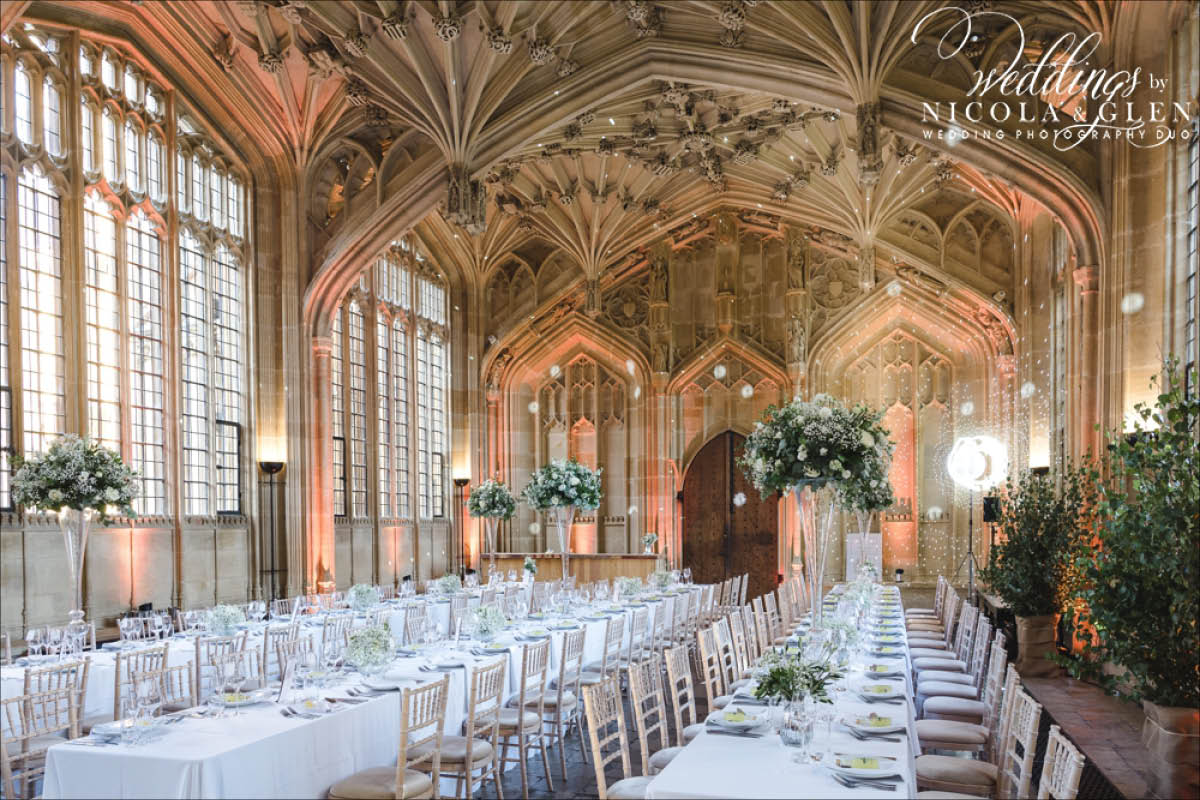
521, 459, 602, 580
839, 443, 896, 581
739, 394, 893, 625
11, 435, 137, 640
467, 479, 517, 574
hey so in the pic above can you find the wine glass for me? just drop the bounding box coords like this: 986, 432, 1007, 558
507, 569, 518, 583
134, 672, 162, 723
45, 627, 64, 660
25, 626, 44, 659
779, 704, 813, 764
682, 568, 693, 585
149, 614, 167, 641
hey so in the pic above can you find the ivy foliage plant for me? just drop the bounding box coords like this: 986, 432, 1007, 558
1068, 361, 1200, 708
979, 463, 1097, 619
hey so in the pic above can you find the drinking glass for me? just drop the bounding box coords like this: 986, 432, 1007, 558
682, 568, 692, 584
45, 627, 64, 660
149, 614, 166, 641
25, 626, 44, 658
779, 705, 813, 764
808, 705, 833, 764
508, 569, 518, 583
134, 673, 162, 721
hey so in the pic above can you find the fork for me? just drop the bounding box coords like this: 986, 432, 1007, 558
830, 772, 899, 792
848, 729, 901, 743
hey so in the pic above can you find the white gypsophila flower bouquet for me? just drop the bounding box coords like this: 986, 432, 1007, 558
616, 576, 643, 600
467, 479, 517, 519
523, 556, 537, 575
434, 574, 462, 594
521, 459, 602, 511
474, 605, 507, 638
347, 623, 392, 671
11, 434, 138, 523
347, 583, 380, 612
737, 393, 895, 505
207, 604, 246, 635
650, 569, 672, 590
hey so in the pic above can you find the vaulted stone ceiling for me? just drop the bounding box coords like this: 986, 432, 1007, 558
17, 0, 1120, 301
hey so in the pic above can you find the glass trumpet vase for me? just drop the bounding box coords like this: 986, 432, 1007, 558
483, 517, 500, 573
59, 507, 95, 651
796, 483, 838, 627
549, 505, 576, 581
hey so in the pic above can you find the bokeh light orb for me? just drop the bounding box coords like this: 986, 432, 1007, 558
960, 401, 975, 416
527, 401, 539, 414
1120, 292, 1145, 315
1020, 382, 1036, 399
549, 364, 561, 378
740, 384, 754, 399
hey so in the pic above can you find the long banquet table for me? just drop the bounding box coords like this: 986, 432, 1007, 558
646, 584, 918, 799
35, 583, 701, 799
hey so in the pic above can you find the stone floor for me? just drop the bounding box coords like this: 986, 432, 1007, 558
1024, 676, 1154, 800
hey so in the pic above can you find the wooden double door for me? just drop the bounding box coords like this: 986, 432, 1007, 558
681, 431, 779, 602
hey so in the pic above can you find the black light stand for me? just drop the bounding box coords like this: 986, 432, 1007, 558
258, 461, 285, 605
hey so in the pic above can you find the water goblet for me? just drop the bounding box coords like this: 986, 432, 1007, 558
25, 626, 44, 658
682, 568, 693, 584
45, 627, 64, 660
508, 569, 518, 583
779, 705, 813, 764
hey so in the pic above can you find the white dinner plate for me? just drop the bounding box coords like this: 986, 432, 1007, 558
855, 682, 902, 701
864, 664, 904, 678
92, 717, 169, 740
842, 713, 906, 734
706, 706, 767, 732
213, 688, 272, 708
362, 678, 403, 691
831, 754, 900, 778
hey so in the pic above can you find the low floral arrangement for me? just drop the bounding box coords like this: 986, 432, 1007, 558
434, 574, 462, 595
467, 479, 517, 519
616, 576, 643, 600
650, 570, 672, 590
820, 618, 860, 652
523, 556, 537, 575
753, 653, 845, 704
347, 583, 380, 613
11, 434, 138, 523
207, 604, 246, 635
346, 623, 393, 672
641, 532, 658, 550
474, 605, 507, 638
521, 459, 603, 511
737, 393, 894, 509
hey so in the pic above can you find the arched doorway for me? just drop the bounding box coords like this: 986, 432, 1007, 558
681, 431, 779, 602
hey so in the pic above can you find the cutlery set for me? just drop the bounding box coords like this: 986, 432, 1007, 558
847, 729, 902, 743
830, 771, 902, 792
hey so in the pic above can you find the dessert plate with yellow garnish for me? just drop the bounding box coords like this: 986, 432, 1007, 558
843, 712, 905, 735
855, 682, 902, 701
705, 706, 767, 732
864, 663, 904, 678
215, 688, 271, 708
831, 754, 900, 779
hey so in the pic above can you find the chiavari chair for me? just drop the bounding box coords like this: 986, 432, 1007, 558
275, 637, 316, 677
913, 605, 978, 686
618, 607, 649, 669
581, 674, 650, 800
626, 653, 682, 776
713, 617, 750, 694
479, 586, 497, 606
404, 605, 431, 646
329, 675, 449, 800
582, 614, 625, 678
917, 618, 993, 713
499, 639, 555, 798
695, 625, 731, 711
88, 643, 167, 730
270, 598, 294, 618
917, 665, 1038, 796
916, 633, 1009, 756
23, 658, 88, 740
1037, 724, 1086, 800
319, 613, 353, 659
726, 611, 755, 682
530, 582, 550, 614
924, 634, 1012, 728
1, 687, 78, 800
422, 659, 505, 800
751, 599, 771, 657
153, 662, 197, 713
737, 574, 748, 605
1, 631, 12, 665
763, 591, 787, 644
740, 606, 761, 662
540, 627, 587, 779
194, 631, 248, 700
906, 575, 948, 620
260, 620, 299, 684
448, 596, 470, 635
663, 645, 703, 745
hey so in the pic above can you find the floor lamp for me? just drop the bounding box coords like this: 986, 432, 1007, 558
259, 461, 285, 604
947, 436, 1006, 603
453, 478, 470, 577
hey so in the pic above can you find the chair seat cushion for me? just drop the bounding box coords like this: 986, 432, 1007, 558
909, 647, 955, 659
908, 633, 948, 644
923, 696, 987, 724
328, 766, 434, 800
918, 670, 975, 687
913, 657, 967, 673
916, 754, 998, 790
649, 746, 683, 774
411, 735, 493, 765
607, 775, 653, 799
683, 723, 705, 743
915, 719, 989, 748
906, 608, 937, 617
523, 690, 577, 709
496, 707, 541, 730
919, 681, 979, 701
710, 694, 732, 709
730, 678, 752, 690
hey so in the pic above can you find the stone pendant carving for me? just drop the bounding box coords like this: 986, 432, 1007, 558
446, 165, 487, 235
856, 102, 883, 187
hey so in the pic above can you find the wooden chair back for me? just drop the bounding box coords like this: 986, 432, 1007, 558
581, 674, 635, 800
695, 624, 726, 700
0, 688, 78, 799
23, 658, 89, 737
1037, 724, 1086, 800
397, 675, 450, 792
625, 653, 670, 776
112, 644, 168, 718
663, 645, 697, 747
998, 689, 1044, 799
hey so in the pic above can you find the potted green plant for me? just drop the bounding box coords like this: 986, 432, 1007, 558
978, 465, 1096, 677
1067, 362, 1199, 799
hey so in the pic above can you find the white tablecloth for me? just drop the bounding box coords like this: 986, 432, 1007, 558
40, 584, 703, 799
647, 587, 918, 799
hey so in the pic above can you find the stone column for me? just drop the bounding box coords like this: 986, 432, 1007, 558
1072, 266, 1101, 456
309, 336, 336, 592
